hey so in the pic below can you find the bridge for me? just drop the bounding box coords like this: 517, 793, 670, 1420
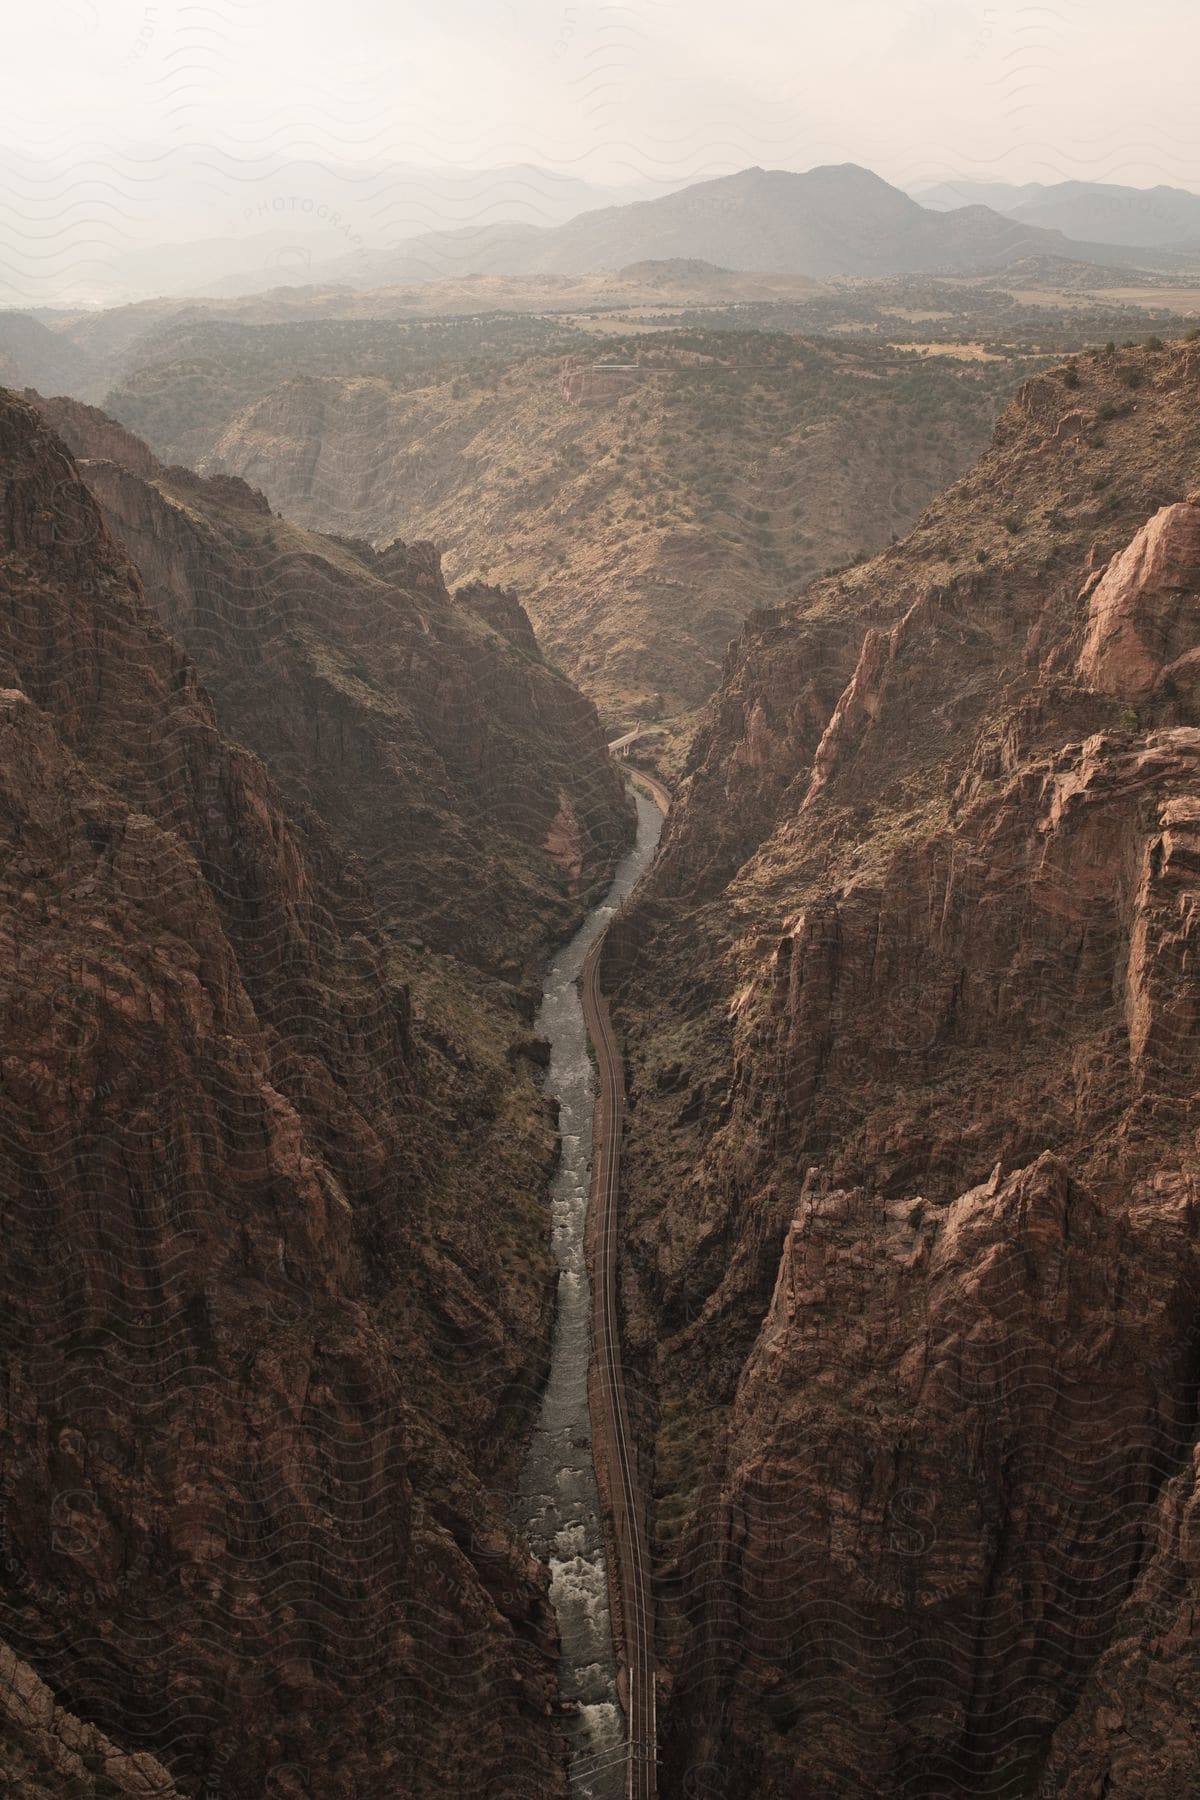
607, 722, 664, 759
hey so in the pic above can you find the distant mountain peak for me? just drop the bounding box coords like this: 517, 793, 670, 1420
296, 160, 1173, 287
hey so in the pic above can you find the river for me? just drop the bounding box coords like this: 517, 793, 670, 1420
514, 785, 664, 1798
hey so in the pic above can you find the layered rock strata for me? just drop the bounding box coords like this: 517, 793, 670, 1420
0, 389, 629, 1795
604, 342, 1200, 1796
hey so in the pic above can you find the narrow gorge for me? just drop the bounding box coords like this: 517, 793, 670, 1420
516, 782, 664, 1798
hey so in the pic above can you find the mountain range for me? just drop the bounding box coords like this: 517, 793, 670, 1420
306, 164, 1189, 288
913, 176, 1200, 250
5, 163, 1197, 311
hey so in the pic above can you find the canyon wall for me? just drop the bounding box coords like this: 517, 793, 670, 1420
0, 388, 632, 1795
605, 342, 1200, 1795
32, 392, 630, 997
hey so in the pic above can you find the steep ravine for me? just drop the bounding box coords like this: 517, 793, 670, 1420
517, 786, 665, 1797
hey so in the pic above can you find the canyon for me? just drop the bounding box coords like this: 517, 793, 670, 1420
27, 393, 630, 993
2, 261, 1200, 1800
189, 335, 1026, 751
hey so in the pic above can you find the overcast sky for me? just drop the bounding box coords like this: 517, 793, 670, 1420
3, 0, 1199, 298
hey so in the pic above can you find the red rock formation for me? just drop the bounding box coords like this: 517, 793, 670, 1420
0, 390, 572, 1795
21, 391, 161, 479
32, 392, 631, 995
1079, 491, 1200, 697
604, 342, 1200, 1795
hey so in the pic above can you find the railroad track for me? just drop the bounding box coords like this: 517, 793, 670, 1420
581, 775, 668, 1800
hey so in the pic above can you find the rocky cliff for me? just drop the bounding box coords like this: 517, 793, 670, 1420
0, 388, 621, 1795
604, 340, 1200, 1795
30, 391, 630, 997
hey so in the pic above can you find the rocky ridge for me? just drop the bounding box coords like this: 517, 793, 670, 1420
603, 340, 1200, 1795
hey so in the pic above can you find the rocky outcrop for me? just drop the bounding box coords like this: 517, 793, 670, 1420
0, 390, 573, 1795
0, 1638, 181, 1796
604, 341, 1200, 1795
21, 392, 160, 478
33, 392, 631, 996
1079, 490, 1200, 697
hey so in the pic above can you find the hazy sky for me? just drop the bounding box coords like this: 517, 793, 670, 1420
3, 0, 1199, 298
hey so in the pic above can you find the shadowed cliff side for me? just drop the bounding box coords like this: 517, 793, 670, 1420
29, 391, 632, 1000
0, 390, 592, 1795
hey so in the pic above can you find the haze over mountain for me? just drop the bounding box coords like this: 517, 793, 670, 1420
0, 152, 683, 307
913, 177, 1200, 250
5, 160, 1196, 311
304, 164, 1185, 289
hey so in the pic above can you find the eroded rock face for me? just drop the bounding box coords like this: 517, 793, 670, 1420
1079, 492, 1200, 696
0, 391, 570, 1795
605, 343, 1200, 1796
0, 1637, 181, 1796
33, 392, 632, 996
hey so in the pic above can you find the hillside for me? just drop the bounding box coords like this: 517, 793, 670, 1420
0, 388, 630, 1796
1007, 181, 1200, 253
96, 311, 591, 468
306, 164, 1150, 286
601, 338, 1200, 1794
194, 333, 1037, 746
0, 310, 100, 399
